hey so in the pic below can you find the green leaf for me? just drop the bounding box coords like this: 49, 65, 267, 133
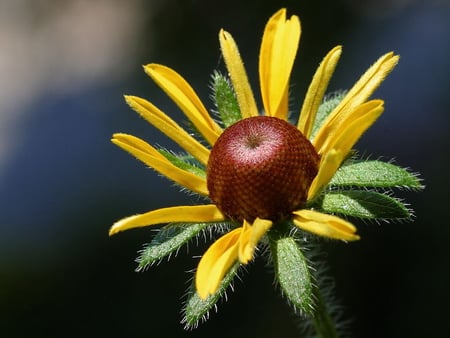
211, 71, 241, 127
310, 91, 346, 140
319, 190, 412, 220
329, 160, 424, 190
158, 149, 206, 178
269, 235, 314, 314
182, 262, 239, 329
136, 222, 209, 271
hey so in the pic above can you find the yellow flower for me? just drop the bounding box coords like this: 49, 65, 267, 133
109, 8, 399, 300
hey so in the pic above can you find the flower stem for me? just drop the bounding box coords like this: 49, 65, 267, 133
312, 285, 339, 338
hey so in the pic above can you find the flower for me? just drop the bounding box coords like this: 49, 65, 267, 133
109, 8, 399, 300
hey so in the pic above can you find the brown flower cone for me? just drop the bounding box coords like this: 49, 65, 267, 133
207, 116, 319, 222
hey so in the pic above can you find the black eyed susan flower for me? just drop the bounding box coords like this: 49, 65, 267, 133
110, 8, 422, 331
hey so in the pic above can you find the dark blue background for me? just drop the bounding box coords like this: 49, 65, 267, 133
1, 0, 449, 337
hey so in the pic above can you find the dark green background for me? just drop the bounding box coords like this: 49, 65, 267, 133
2, 0, 449, 337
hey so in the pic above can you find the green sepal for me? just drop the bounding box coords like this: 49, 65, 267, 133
136, 222, 209, 271
318, 190, 412, 220
181, 262, 239, 329
269, 234, 314, 314
211, 71, 241, 127
330, 160, 424, 190
158, 149, 206, 178
310, 91, 346, 140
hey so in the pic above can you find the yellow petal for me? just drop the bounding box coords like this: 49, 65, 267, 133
238, 218, 272, 264
307, 101, 383, 200
259, 8, 300, 120
113, 131, 167, 160
219, 29, 258, 118
314, 52, 399, 151
323, 100, 384, 157
144, 64, 222, 145
292, 209, 360, 241
298, 46, 342, 138
124, 95, 210, 165
307, 149, 343, 201
109, 204, 224, 235
196, 228, 241, 299
112, 133, 208, 195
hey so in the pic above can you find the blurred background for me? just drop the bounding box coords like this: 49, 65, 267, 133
1, 0, 449, 337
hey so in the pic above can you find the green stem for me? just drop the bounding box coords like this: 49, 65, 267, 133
312, 286, 339, 338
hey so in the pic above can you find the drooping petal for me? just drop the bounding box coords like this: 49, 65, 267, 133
219, 29, 259, 119
125, 95, 210, 165
292, 209, 360, 241
109, 204, 225, 235
259, 8, 300, 120
238, 218, 273, 264
196, 228, 241, 299
307, 149, 344, 201
144, 64, 222, 145
298, 46, 342, 138
313, 52, 399, 151
112, 133, 208, 195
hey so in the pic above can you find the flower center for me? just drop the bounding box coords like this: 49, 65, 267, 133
207, 116, 320, 222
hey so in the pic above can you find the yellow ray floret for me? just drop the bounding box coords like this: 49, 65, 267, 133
112, 133, 208, 195
124, 95, 210, 165
307, 149, 344, 201
320, 100, 385, 158
219, 29, 259, 119
298, 46, 342, 138
196, 227, 241, 299
292, 209, 360, 241
144, 64, 222, 145
313, 52, 399, 151
308, 100, 384, 199
259, 8, 301, 120
196, 218, 272, 299
238, 218, 273, 264
109, 204, 225, 235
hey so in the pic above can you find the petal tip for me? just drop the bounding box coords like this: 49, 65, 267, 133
349, 234, 361, 241
124, 95, 141, 109
143, 63, 157, 70
273, 8, 287, 18
219, 29, 231, 42
342, 233, 361, 242
108, 224, 120, 236
333, 45, 343, 54
143, 63, 164, 78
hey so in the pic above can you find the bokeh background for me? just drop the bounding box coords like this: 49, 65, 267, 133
1, 0, 449, 337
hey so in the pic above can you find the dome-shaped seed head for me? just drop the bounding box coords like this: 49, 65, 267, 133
207, 116, 319, 222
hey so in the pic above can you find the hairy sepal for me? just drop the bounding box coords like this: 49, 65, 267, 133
269, 234, 315, 315
318, 190, 412, 220
329, 160, 424, 190
211, 71, 242, 128
182, 262, 239, 329
136, 222, 210, 271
